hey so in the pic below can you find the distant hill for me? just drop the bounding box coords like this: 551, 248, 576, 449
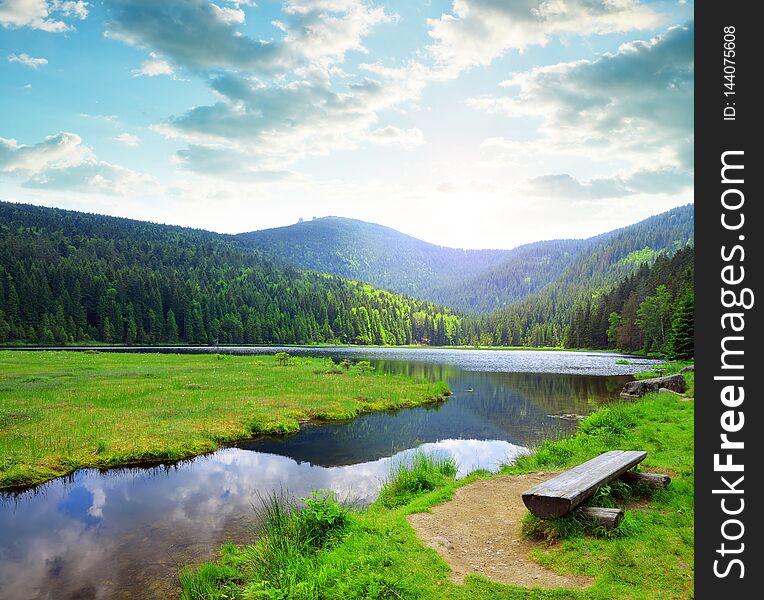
474, 207, 694, 349
237, 217, 510, 302
239, 206, 694, 313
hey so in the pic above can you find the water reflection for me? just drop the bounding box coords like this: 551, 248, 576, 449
0, 440, 525, 600
242, 369, 629, 466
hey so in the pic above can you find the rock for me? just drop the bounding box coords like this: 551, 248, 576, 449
620, 374, 686, 398
680, 365, 694, 373
658, 387, 682, 396
548, 413, 585, 421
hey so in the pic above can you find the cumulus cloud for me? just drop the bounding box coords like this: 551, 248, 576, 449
369, 126, 424, 148
470, 22, 694, 169
525, 167, 691, 200
99, 1, 414, 175
150, 59, 427, 173
426, 0, 663, 76
209, 2, 245, 25
106, 0, 391, 77
0, 0, 88, 32
0, 132, 154, 194
131, 52, 174, 77
114, 133, 140, 146
0, 132, 92, 173
7, 52, 48, 68
22, 161, 152, 194
105, 0, 280, 73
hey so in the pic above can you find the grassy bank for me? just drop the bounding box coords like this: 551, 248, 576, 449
181, 363, 694, 599
0, 351, 449, 489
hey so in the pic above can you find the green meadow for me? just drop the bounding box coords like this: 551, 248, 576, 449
0, 350, 449, 489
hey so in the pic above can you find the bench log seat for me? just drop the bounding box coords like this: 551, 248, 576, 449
522, 450, 647, 519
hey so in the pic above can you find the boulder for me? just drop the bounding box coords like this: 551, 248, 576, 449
680, 365, 694, 373
620, 374, 686, 398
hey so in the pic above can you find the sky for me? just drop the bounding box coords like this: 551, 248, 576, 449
0, 0, 694, 249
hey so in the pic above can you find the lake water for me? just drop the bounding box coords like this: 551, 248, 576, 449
0, 347, 658, 599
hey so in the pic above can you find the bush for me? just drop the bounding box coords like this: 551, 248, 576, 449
255, 489, 348, 553
275, 352, 292, 366
296, 490, 349, 549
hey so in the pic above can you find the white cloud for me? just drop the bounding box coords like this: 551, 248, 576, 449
105, 0, 280, 73
131, 52, 174, 77
0, 132, 92, 173
210, 2, 245, 24
114, 133, 140, 146
469, 22, 694, 170
426, 0, 663, 77
0, 0, 88, 32
7, 52, 48, 68
369, 126, 424, 148
0, 132, 154, 194
107, 0, 393, 78
524, 167, 692, 200
23, 161, 153, 194
152, 59, 429, 174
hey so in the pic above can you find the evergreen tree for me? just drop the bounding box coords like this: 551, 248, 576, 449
665, 291, 694, 359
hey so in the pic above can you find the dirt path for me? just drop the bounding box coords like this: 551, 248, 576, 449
407, 474, 594, 589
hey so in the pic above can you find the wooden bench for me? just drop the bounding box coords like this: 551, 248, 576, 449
522, 450, 666, 525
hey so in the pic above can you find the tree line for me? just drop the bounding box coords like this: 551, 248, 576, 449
0, 202, 693, 358
472, 246, 694, 358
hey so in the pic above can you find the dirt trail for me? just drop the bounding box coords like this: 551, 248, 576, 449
407, 474, 594, 589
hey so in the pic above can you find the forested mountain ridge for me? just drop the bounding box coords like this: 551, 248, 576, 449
473, 211, 694, 353
0, 201, 694, 356
239, 206, 693, 313
238, 216, 512, 302
0, 202, 464, 346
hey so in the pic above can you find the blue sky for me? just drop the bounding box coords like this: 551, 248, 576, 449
0, 0, 693, 248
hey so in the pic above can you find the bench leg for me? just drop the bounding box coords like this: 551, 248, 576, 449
577, 506, 624, 529
619, 471, 671, 489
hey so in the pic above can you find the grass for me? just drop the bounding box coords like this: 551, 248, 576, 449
0, 350, 450, 489
180, 362, 694, 599
377, 450, 458, 508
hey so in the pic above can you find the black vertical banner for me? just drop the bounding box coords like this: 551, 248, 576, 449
696, 3, 761, 598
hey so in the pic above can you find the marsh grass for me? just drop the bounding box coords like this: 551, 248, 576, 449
0, 351, 450, 488
180, 489, 351, 600
377, 450, 458, 508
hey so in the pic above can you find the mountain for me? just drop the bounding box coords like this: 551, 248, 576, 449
237, 216, 511, 302
0, 201, 694, 351
475, 245, 695, 355
0, 202, 463, 346
239, 206, 694, 313
474, 207, 695, 349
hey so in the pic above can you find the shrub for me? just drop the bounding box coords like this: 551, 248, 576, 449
275, 352, 292, 366
296, 490, 349, 549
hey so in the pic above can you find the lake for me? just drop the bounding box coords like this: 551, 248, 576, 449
0, 347, 658, 599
